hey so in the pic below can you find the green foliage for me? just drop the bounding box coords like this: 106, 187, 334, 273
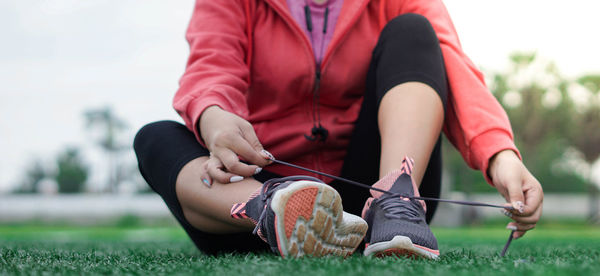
509, 52, 537, 66
571, 74, 600, 164
578, 75, 600, 93
445, 52, 598, 193
55, 147, 89, 193
114, 214, 143, 227
442, 138, 492, 193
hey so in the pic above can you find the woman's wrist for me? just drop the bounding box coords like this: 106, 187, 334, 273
199, 105, 222, 127
488, 149, 519, 181
198, 105, 223, 145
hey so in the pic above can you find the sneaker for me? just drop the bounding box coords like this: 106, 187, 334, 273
361, 157, 439, 259
231, 176, 368, 258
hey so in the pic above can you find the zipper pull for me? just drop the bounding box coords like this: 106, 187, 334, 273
305, 68, 327, 142
312, 68, 328, 142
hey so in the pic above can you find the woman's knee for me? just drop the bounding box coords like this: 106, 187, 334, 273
133, 120, 197, 190
380, 13, 438, 49
133, 120, 183, 154
373, 13, 448, 109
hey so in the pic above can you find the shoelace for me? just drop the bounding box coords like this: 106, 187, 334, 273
252, 175, 325, 236
378, 194, 422, 222
267, 157, 517, 256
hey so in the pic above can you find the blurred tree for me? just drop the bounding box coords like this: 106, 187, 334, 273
15, 159, 47, 194
55, 147, 89, 193
494, 53, 585, 193
84, 106, 128, 193
571, 75, 600, 222
572, 75, 600, 164
444, 52, 587, 194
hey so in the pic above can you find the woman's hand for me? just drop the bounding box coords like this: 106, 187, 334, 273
199, 106, 271, 185
488, 150, 544, 239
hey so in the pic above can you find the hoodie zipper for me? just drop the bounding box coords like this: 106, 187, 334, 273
303, 3, 329, 142
304, 66, 324, 139
261, 0, 368, 178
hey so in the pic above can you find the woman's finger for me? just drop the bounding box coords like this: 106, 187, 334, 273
504, 178, 526, 214
200, 159, 212, 187
507, 222, 536, 239
213, 147, 258, 177
239, 122, 271, 167
206, 156, 243, 184
521, 175, 544, 216
227, 135, 266, 171
504, 204, 542, 224
507, 179, 543, 218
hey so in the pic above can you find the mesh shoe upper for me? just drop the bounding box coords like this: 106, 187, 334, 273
363, 171, 438, 251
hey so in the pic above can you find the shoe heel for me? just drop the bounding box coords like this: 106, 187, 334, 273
271, 181, 367, 257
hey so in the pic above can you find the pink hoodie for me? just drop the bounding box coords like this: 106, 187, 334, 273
173, 0, 520, 184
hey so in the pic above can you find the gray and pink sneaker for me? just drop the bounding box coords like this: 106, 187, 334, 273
362, 157, 439, 259
230, 176, 368, 258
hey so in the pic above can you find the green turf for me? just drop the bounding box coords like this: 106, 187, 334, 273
1, 225, 599, 275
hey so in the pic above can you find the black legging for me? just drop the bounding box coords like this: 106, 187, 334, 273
134, 13, 447, 255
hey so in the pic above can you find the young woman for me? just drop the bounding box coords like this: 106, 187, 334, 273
134, 0, 543, 258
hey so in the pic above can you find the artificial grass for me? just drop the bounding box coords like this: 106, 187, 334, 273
1, 225, 598, 275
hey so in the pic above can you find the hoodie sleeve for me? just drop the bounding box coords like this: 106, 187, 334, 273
394, 0, 521, 184
173, 0, 250, 143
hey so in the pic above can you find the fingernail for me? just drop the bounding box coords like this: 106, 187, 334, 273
230, 175, 244, 183
261, 150, 274, 160
202, 178, 211, 187
501, 209, 513, 218
254, 167, 262, 175
506, 225, 517, 231
514, 201, 524, 213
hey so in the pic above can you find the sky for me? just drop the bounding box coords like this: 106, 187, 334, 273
1, 0, 599, 193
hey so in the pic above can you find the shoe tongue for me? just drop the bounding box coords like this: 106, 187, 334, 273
388, 173, 427, 211
389, 173, 415, 196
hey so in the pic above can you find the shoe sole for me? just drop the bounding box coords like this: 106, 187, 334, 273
364, 235, 439, 259
270, 180, 368, 258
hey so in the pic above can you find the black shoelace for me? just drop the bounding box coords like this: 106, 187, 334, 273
378, 193, 422, 222
267, 157, 517, 257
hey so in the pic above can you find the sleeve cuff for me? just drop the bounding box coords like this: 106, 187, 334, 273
469, 129, 521, 186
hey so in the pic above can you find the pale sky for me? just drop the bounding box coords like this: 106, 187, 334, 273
1, 0, 599, 192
